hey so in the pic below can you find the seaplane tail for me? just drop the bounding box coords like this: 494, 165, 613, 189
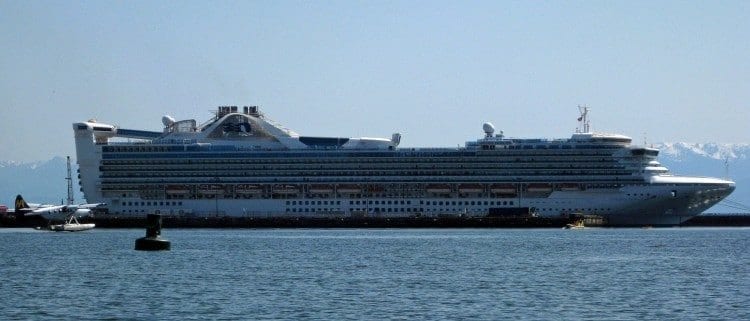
13, 194, 34, 218
14, 194, 30, 211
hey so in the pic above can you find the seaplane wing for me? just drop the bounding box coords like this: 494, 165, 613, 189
24, 205, 90, 220
76, 203, 105, 209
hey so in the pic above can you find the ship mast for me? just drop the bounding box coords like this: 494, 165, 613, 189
577, 105, 591, 133
66, 156, 74, 205
724, 157, 730, 180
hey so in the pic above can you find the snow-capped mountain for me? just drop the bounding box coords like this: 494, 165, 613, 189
657, 142, 750, 162
1, 145, 748, 213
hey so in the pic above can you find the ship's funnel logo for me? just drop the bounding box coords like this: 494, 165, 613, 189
223, 122, 252, 133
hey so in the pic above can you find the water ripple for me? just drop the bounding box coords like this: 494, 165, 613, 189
1, 228, 748, 320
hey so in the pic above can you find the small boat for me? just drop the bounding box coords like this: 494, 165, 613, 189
563, 221, 585, 230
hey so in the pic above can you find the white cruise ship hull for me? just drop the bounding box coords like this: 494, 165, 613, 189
86, 182, 732, 226
72, 105, 735, 226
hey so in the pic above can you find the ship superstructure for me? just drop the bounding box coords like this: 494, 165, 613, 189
73, 105, 735, 225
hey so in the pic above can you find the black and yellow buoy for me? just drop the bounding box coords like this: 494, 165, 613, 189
135, 214, 171, 251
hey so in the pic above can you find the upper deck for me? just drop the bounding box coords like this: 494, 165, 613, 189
75, 105, 654, 154
74, 105, 400, 151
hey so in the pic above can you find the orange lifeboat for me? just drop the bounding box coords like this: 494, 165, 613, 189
458, 184, 483, 193
365, 185, 385, 193
272, 184, 299, 194
559, 183, 582, 191
236, 184, 263, 194
309, 184, 334, 194
490, 184, 517, 194
526, 184, 553, 193
165, 185, 191, 195
337, 184, 362, 194
198, 184, 224, 194
426, 184, 451, 193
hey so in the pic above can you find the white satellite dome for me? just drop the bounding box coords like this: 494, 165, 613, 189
482, 122, 495, 137
162, 115, 176, 127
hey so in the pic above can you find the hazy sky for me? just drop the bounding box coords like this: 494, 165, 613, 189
1, 0, 748, 162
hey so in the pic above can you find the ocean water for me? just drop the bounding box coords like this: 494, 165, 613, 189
1, 228, 748, 321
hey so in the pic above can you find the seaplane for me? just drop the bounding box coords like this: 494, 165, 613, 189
14, 195, 103, 232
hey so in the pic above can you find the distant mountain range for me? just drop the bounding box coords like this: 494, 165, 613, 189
1, 144, 749, 213
0, 157, 84, 207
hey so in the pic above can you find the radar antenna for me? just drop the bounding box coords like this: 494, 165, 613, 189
576, 105, 590, 133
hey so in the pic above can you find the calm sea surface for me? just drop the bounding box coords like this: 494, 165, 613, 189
1, 228, 748, 321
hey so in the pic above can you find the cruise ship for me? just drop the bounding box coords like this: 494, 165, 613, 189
73, 105, 735, 226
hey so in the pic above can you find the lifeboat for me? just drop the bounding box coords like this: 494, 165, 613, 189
458, 184, 484, 193
526, 184, 553, 193
272, 184, 299, 194
490, 184, 517, 194
426, 184, 451, 193
165, 185, 191, 195
235, 184, 263, 194
558, 183, 582, 191
365, 185, 385, 193
308, 184, 334, 194
198, 184, 224, 194
337, 185, 362, 194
